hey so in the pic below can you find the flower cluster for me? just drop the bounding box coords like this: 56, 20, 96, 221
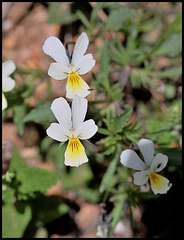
2, 32, 171, 195
43, 32, 98, 167
43, 32, 171, 194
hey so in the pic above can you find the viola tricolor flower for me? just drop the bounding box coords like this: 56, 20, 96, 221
2, 60, 16, 111
120, 138, 172, 194
46, 96, 98, 167
43, 32, 95, 99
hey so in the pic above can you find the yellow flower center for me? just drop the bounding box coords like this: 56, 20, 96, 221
149, 172, 171, 194
66, 70, 90, 98
64, 138, 88, 167
68, 137, 81, 152
66, 72, 89, 98
68, 72, 82, 88
149, 172, 160, 184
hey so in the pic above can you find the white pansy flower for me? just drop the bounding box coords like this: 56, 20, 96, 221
120, 138, 172, 195
43, 32, 95, 99
46, 96, 98, 167
2, 60, 16, 111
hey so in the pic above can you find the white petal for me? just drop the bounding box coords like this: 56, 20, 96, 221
72, 96, 87, 129
2, 77, 15, 92
48, 63, 70, 80
64, 138, 88, 167
149, 173, 172, 194
120, 149, 147, 171
74, 119, 98, 140
71, 32, 89, 65
2, 60, 16, 77
43, 36, 69, 65
150, 153, 168, 173
138, 138, 154, 167
66, 73, 90, 99
50, 97, 72, 130
73, 54, 95, 75
133, 171, 149, 185
46, 123, 72, 142
2, 92, 7, 111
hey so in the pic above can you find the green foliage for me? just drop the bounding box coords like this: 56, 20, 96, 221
2, 147, 61, 238
99, 144, 122, 194
76, 10, 93, 32
101, 40, 110, 80
144, 98, 181, 147
2, 67, 48, 136
78, 187, 100, 203
9, 147, 27, 169
150, 66, 182, 78
48, 2, 78, 24
23, 101, 56, 126
97, 107, 142, 153
9, 148, 59, 197
94, 40, 112, 97
13, 104, 27, 135
108, 200, 124, 236
2, 203, 32, 238
30, 195, 69, 225
61, 162, 94, 190
106, 8, 138, 31
154, 33, 182, 57
16, 167, 59, 196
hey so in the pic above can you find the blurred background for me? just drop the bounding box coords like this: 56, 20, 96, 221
2, 2, 182, 238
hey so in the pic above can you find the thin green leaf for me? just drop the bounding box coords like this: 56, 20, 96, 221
13, 104, 27, 135
99, 144, 122, 193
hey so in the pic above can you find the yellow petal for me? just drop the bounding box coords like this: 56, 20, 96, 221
149, 172, 172, 195
2, 92, 7, 111
64, 138, 88, 167
66, 72, 90, 99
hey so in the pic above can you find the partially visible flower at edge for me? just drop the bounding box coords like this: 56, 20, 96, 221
42, 32, 95, 99
46, 96, 98, 167
2, 60, 16, 111
120, 138, 172, 194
